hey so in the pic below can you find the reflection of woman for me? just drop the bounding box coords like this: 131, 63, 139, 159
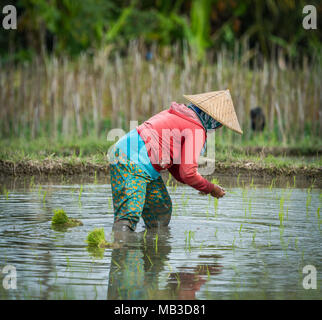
110, 90, 242, 232
107, 228, 223, 300
107, 228, 171, 300
166, 264, 222, 300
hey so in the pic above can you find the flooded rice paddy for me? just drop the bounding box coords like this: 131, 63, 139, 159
0, 175, 321, 300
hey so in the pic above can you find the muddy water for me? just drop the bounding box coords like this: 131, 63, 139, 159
0, 178, 321, 300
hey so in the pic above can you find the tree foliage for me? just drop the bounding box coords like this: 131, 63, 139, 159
0, 0, 321, 61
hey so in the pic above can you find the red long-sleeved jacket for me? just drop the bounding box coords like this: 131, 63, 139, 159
137, 102, 215, 194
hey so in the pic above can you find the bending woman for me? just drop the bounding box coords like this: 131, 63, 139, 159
109, 90, 243, 232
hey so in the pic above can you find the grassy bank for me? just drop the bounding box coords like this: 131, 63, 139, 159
1, 42, 321, 181
0, 136, 321, 182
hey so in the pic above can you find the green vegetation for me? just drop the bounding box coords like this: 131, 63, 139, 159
52, 209, 69, 225
51, 208, 83, 230
86, 228, 116, 249
0, 1, 321, 179
0, 135, 320, 178
1, 1, 320, 62
1, 186, 9, 200
184, 230, 195, 252
86, 228, 108, 248
1, 43, 321, 145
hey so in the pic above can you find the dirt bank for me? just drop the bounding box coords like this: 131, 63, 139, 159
0, 159, 110, 176
1, 158, 321, 179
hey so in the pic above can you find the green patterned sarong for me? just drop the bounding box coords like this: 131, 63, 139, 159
110, 149, 172, 231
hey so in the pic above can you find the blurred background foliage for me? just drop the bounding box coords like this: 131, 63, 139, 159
0, 0, 321, 62
0, 0, 321, 152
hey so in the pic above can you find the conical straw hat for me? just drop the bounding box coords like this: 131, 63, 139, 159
183, 89, 243, 134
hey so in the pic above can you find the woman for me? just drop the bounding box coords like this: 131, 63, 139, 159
110, 90, 243, 232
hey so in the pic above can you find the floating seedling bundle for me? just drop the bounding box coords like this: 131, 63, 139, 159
51, 208, 83, 231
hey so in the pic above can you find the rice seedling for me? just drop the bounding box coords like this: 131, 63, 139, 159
51, 208, 83, 230
252, 231, 256, 246
293, 176, 296, 188
66, 256, 72, 271
242, 188, 248, 202
269, 178, 276, 191
214, 228, 218, 238
214, 198, 218, 218
51, 208, 68, 224
143, 228, 147, 245
282, 205, 287, 222
86, 228, 114, 248
29, 176, 35, 191
184, 230, 195, 252
173, 202, 178, 216
206, 264, 211, 280
146, 254, 153, 267
279, 225, 284, 237
306, 188, 312, 214
250, 177, 254, 189
174, 272, 181, 287
279, 197, 285, 228
93, 171, 98, 184
294, 237, 299, 250
232, 236, 236, 250
166, 173, 171, 187
239, 223, 243, 237
301, 249, 305, 262
211, 178, 220, 185
94, 285, 98, 300
166, 262, 173, 278
42, 190, 47, 204
171, 181, 176, 193
2, 186, 9, 200
154, 233, 159, 253
78, 185, 83, 206
236, 174, 241, 187
181, 190, 188, 207
38, 185, 42, 197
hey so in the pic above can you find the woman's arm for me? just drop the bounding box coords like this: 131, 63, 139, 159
177, 131, 215, 194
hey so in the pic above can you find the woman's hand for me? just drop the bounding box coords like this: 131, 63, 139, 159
210, 185, 226, 198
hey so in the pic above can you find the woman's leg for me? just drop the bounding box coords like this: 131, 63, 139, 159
141, 176, 172, 228
110, 150, 152, 231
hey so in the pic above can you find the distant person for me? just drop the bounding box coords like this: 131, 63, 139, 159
109, 90, 243, 233
250, 106, 265, 132
145, 51, 153, 61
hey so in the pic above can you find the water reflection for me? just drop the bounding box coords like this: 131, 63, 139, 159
1, 180, 320, 300
105, 227, 222, 300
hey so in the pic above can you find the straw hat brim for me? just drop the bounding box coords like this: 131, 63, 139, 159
183, 90, 243, 135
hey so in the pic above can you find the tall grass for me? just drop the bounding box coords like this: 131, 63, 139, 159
1, 41, 321, 147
